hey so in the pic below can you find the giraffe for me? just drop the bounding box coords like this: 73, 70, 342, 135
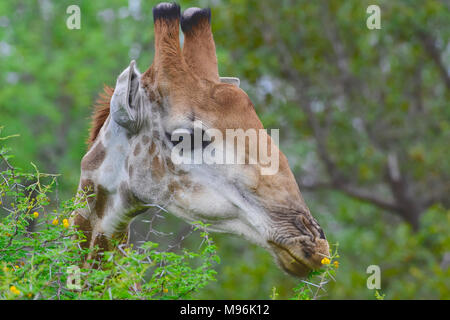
71, 2, 329, 277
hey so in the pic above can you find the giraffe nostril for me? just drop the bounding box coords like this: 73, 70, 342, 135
293, 215, 326, 241
166, 131, 183, 146
302, 249, 312, 259
318, 227, 326, 240
293, 215, 315, 241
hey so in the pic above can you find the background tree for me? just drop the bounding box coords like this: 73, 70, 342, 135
211, 0, 449, 230
1, 0, 449, 299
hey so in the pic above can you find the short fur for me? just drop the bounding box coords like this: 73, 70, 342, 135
181, 7, 219, 82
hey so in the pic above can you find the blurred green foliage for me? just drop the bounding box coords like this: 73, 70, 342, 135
0, 0, 449, 299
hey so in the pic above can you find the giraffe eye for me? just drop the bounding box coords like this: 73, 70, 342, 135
166, 129, 211, 149
202, 131, 212, 149
166, 128, 192, 149
166, 131, 183, 146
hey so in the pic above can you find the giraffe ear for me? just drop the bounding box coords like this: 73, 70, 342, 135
110, 60, 143, 133
220, 77, 240, 87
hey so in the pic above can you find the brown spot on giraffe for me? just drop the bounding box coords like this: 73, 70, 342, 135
168, 181, 180, 193
151, 156, 164, 181
81, 142, 106, 171
166, 157, 175, 172
85, 233, 112, 268
133, 142, 141, 156
80, 179, 95, 194
94, 185, 108, 219
72, 213, 92, 250
80, 179, 95, 208
148, 141, 156, 155
92, 233, 111, 251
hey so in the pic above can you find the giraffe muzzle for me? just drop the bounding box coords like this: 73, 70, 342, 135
269, 236, 330, 277
268, 212, 329, 277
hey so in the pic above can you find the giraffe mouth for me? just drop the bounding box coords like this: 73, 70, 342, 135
268, 240, 314, 277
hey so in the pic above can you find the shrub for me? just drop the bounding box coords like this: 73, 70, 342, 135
0, 131, 220, 300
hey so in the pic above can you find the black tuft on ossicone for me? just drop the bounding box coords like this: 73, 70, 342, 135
181, 7, 211, 33
153, 2, 181, 22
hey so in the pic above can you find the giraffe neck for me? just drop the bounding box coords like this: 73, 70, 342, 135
73, 117, 145, 256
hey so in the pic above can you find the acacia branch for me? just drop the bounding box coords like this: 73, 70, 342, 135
271, 27, 398, 211
258, 6, 429, 227
417, 30, 450, 90
298, 178, 400, 213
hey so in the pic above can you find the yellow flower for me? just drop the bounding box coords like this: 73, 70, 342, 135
14, 265, 19, 269
63, 219, 69, 228
163, 288, 168, 293
52, 218, 59, 225
333, 261, 339, 268
33, 211, 39, 218
321, 257, 331, 265
10, 286, 20, 295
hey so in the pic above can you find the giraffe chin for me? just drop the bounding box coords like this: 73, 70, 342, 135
268, 240, 326, 278
272, 247, 312, 278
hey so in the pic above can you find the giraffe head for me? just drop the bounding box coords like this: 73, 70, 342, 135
74, 3, 329, 277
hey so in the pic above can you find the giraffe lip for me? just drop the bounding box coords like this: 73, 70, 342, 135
268, 240, 313, 277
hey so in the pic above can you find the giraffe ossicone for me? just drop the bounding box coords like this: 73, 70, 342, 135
71, 2, 329, 277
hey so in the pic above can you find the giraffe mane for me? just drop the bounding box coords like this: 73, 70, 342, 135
87, 85, 113, 149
